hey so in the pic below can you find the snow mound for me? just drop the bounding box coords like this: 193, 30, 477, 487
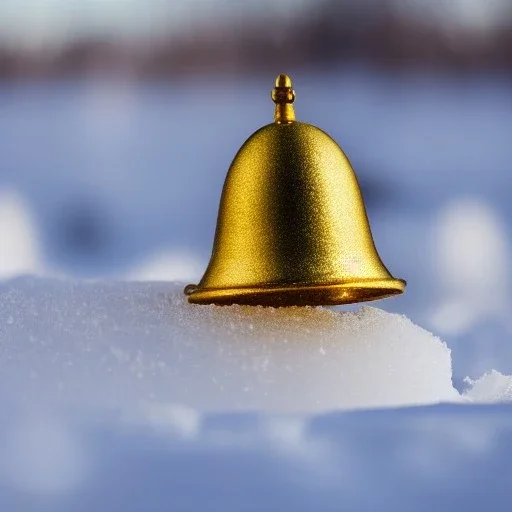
430, 197, 510, 335
464, 370, 512, 403
0, 189, 42, 278
0, 278, 459, 412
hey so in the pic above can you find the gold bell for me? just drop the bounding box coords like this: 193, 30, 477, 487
185, 74, 405, 306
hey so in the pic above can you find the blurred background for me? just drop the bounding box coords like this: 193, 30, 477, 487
0, 0, 511, 384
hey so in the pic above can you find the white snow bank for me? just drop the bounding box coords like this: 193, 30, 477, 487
1, 404, 512, 511
430, 197, 511, 335
0, 189, 42, 279
0, 277, 459, 412
464, 370, 512, 403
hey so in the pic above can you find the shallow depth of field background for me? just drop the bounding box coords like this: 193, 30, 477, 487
1, 0, 511, 384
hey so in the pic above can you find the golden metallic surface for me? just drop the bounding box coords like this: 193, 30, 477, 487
271, 73, 296, 124
185, 74, 405, 306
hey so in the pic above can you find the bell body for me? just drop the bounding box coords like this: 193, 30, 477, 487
185, 76, 405, 306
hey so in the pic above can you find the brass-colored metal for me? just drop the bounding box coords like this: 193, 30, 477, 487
272, 73, 296, 124
185, 74, 405, 306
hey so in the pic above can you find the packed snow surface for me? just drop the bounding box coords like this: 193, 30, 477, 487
1, 278, 512, 510
0, 278, 459, 411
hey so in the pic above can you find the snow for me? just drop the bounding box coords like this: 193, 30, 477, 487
430, 197, 511, 336
1, 403, 512, 510
0, 190, 42, 279
1, 417, 87, 496
0, 277, 510, 509
425, 196, 512, 381
0, 278, 459, 412
464, 370, 512, 403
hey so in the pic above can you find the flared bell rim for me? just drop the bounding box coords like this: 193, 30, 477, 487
184, 278, 406, 307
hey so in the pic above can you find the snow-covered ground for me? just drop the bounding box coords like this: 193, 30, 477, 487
0, 279, 462, 411
1, 69, 512, 509
0, 277, 511, 511
2, 402, 512, 511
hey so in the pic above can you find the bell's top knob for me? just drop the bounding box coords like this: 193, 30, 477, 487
271, 74, 296, 124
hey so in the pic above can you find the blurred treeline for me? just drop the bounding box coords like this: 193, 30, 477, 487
1, 0, 511, 80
